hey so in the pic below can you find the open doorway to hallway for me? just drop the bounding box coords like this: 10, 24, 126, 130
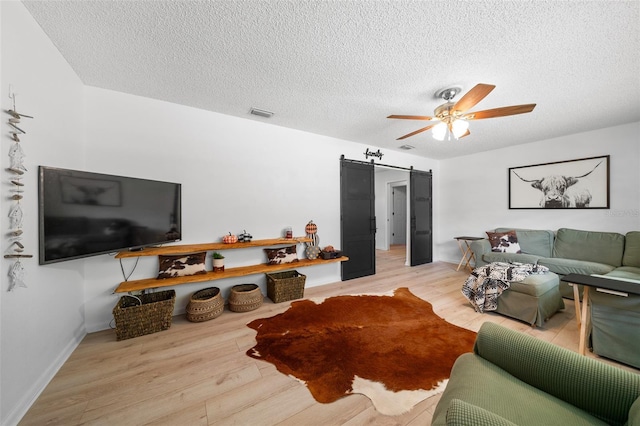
375, 168, 410, 266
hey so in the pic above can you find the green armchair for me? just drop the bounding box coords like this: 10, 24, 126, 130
432, 322, 640, 425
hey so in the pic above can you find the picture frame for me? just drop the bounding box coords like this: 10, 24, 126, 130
59, 175, 122, 206
508, 155, 609, 209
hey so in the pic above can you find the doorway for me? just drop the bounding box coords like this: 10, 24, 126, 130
391, 185, 407, 245
385, 180, 409, 266
341, 157, 432, 281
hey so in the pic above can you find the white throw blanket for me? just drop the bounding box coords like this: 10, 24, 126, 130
462, 262, 549, 313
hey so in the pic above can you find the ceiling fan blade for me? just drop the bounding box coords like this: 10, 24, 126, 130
396, 123, 437, 140
453, 83, 495, 113
463, 103, 536, 120
387, 114, 434, 121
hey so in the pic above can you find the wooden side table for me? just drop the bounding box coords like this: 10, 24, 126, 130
454, 236, 483, 272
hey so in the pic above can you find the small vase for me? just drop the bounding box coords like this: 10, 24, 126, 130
213, 258, 224, 272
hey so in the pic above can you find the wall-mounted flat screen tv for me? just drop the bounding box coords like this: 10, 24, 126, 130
38, 166, 181, 265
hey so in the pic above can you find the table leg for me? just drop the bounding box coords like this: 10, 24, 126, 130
456, 240, 473, 272
578, 286, 590, 356
572, 283, 581, 330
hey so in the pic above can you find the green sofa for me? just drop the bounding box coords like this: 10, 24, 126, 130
470, 228, 640, 368
432, 322, 640, 426
470, 228, 640, 297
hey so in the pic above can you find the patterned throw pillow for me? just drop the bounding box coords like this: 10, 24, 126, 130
486, 230, 522, 254
264, 245, 299, 265
157, 252, 207, 279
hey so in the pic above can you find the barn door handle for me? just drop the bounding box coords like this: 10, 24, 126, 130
371, 217, 377, 233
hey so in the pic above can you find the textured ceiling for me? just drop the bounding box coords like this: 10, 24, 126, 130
23, 0, 640, 159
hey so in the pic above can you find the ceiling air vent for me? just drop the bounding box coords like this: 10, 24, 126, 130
249, 107, 274, 118
399, 144, 415, 150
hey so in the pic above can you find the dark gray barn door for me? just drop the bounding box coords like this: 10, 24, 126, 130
340, 159, 376, 280
410, 169, 433, 266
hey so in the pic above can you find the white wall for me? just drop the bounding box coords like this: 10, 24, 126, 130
438, 122, 640, 263
80, 86, 439, 333
1, 2, 86, 425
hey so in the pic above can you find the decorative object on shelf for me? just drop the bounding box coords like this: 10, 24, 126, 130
222, 232, 238, 244
304, 220, 318, 235
284, 226, 293, 239
238, 230, 253, 242
266, 270, 306, 303
157, 252, 207, 279
186, 287, 224, 322
264, 245, 298, 265
304, 220, 321, 260
229, 283, 263, 312
112, 290, 176, 340
212, 252, 225, 272
321, 245, 343, 259
5, 92, 34, 291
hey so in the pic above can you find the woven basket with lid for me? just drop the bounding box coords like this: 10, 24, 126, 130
186, 287, 224, 322
229, 284, 263, 312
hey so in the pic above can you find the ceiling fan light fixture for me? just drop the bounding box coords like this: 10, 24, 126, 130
432, 122, 447, 141
451, 119, 469, 138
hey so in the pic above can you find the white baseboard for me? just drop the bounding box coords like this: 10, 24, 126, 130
3, 325, 86, 426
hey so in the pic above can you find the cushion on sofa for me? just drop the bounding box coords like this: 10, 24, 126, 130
604, 267, 640, 282
590, 291, 640, 369
538, 257, 615, 276
431, 353, 610, 426
507, 273, 559, 297
483, 252, 542, 265
487, 230, 522, 253
445, 399, 518, 426
472, 323, 640, 426
553, 228, 625, 267
623, 231, 640, 268
629, 396, 640, 426
495, 228, 555, 257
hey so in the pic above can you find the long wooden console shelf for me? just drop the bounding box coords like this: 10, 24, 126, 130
114, 256, 348, 293
115, 237, 312, 258
114, 236, 347, 293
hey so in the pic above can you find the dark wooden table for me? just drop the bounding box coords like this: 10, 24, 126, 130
562, 273, 640, 355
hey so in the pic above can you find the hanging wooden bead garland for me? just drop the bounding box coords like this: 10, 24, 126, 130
5, 93, 33, 291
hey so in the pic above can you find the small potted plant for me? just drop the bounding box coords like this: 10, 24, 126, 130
212, 252, 225, 272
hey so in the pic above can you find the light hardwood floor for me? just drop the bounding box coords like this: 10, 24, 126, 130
20, 246, 639, 425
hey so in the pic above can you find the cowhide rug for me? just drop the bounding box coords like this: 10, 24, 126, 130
246, 287, 476, 415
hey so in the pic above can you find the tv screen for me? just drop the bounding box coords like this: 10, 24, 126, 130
38, 166, 181, 265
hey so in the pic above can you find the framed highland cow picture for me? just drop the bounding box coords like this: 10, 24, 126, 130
508, 155, 610, 209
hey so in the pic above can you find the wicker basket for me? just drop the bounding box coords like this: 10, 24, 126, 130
229, 284, 263, 312
186, 287, 224, 322
266, 270, 306, 303
113, 290, 176, 341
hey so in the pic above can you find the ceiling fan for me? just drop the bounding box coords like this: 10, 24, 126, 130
387, 83, 536, 141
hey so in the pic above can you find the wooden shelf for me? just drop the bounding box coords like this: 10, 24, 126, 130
115, 237, 312, 258
114, 256, 348, 293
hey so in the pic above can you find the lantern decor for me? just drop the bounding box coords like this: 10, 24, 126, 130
304, 220, 321, 260
222, 232, 238, 244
